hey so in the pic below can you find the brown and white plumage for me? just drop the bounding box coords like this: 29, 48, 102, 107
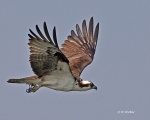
8, 17, 99, 93
28, 23, 68, 77
61, 17, 99, 79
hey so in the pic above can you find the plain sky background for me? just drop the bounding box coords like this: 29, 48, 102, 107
0, 0, 150, 120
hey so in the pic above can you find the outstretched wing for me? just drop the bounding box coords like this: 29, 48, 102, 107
61, 17, 99, 79
28, 22, 68, 77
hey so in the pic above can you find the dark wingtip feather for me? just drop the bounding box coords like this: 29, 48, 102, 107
28, 34, 34, 39
89, 17, 94, 27
53, 27, 58, 48
36, 24, 48, 42
43, 22, 53, 43
93, 22, 99, 44
76, 24, 82, 37
82, 19, 88, 43
29, 29, 33, 34
71, 30, 75, 35
88, 17, 94, 40
82, 20, 86, 29
90, 17, 93, 21
29, 29, 42, 40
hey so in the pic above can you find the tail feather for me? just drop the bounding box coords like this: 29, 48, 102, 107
7, 79, 25, 83
7, 76, 39, 84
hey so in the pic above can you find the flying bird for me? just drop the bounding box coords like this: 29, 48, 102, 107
8, 17, 99, 93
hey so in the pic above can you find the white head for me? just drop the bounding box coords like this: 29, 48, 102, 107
73, 80, 97, 91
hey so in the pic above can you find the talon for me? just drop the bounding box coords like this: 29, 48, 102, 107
26, 84, 40, 93
26, 84, 32, 93
26, 89, 30, 93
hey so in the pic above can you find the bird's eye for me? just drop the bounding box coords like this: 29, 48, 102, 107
90, 83, 94, 87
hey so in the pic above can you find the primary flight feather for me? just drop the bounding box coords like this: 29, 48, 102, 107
8, 17, 99, 93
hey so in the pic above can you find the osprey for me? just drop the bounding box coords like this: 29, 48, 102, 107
8, 17, 99, 93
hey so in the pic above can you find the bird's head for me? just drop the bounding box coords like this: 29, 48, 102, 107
73, 79, 97, 91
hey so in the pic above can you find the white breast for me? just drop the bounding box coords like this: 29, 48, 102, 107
41, 61, 75, 91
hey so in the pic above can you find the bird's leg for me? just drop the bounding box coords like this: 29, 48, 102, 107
26, 84, 40, 93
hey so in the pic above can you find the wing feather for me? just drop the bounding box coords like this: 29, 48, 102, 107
93, 23, 99, 47
43, 22, 53, 43
88, 17, 94, 42
53, 27, 59, 48
36, 25, 49, 43
82, 20, 88, 43
28, 23, 68, 77
61, 17, 99, 79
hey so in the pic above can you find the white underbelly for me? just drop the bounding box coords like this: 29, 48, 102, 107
41, 70, 75, 91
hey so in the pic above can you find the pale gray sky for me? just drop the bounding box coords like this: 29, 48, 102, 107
0, 0, 150, 120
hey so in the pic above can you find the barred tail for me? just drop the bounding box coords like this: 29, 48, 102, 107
7, 78, 25, 83
7, 76, 39, 84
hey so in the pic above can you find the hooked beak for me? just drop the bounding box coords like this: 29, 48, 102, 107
92, 85, 97, 90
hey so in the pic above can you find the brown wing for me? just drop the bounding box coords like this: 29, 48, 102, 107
28, 22, 68, 77
61, 17, 99, 79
